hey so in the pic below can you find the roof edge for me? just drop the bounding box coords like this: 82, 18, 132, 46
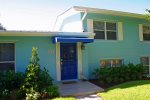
0, 31, 95, 37
72, 6, 146, 19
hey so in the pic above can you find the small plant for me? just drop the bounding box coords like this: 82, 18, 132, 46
20, 47, 58, 99
1, 89, 11, 98
21, 47, 41, 95
26, 88, 41, 100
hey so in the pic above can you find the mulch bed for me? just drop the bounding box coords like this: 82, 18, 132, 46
89, 77, 150, 90
89, 79, 122, 89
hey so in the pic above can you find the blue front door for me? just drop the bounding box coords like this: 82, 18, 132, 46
60, 43, 77, 80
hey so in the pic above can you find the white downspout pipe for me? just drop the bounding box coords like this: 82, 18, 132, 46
81, 10, 87, 32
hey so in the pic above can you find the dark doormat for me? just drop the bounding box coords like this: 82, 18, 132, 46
62, 81, 77, 84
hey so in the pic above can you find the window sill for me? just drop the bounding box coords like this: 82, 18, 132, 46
140, 41, 150, 43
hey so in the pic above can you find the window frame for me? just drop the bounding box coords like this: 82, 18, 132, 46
0, 42, 16, 71
100, 58, 123, 68
93, 21, 117, 40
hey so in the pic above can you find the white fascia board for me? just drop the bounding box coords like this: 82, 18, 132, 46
0, 31, 95, 37
54, 32, 95, 37
73, 6, 146, 19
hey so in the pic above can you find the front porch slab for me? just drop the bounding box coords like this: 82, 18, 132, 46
56, 81, 104, 96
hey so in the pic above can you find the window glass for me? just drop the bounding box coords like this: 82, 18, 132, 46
106, 22, 116, 30
140, 57, 149, 65
143, 26, 150, 34
93, 21, 117, 40
143, 25, 150, 41
94, 31, 105, 39
0, 43, 15, 71
0, 63, 15, 71
140, 57, 149, 74
107, 31, 117, 40
100, 59, 123, 68
94, 21, 104, 30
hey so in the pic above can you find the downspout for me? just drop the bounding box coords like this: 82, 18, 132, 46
81, 10, 87, 32
80, 10, 89, 81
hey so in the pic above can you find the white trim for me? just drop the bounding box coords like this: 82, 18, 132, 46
0, 31, 95, 37
56, 43, 61, 81
87, 19, 93, 32
139, 24, 143, 41
77, 42, 82, 79
73, 6, 145, 19
118, 22, 123, 40
81, 11, 87, 32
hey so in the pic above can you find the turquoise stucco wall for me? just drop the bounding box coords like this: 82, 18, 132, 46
81, 13, 150, 79
0, 36, 57, 80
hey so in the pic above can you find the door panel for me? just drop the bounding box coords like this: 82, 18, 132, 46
60, 43, 77, 80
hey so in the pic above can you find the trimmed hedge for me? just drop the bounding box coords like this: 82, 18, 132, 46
93, 63, 146, 84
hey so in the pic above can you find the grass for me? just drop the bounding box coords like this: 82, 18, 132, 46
97, 80, 150, 100
52, 97, 75, 100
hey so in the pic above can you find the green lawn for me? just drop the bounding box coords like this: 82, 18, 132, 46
98, 80, 150, 100
52, 97, 75, 100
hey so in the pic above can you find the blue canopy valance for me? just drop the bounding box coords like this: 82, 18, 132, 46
52, 37, 94, 43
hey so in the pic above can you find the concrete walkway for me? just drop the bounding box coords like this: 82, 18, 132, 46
56, 81, 104, 96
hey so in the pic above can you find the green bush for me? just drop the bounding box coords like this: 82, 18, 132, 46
42, 86, 59, 99
2, 89, 11, 98
93, 63, 146, 84
38, 68, 53, 91
26, 88, 41, 100
0, 70, 25, 91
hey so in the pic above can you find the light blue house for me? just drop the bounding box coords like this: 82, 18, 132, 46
0, 6, 150, 81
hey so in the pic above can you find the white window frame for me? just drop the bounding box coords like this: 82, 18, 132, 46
0, 43, 16, 71
93, 21, 117, 40
140, 56, 150, 75
100, 58, 123, 68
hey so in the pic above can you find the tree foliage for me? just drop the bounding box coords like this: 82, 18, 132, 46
0, 23, 6, 30
22, 47, 41, 93
146, 9, 150, 21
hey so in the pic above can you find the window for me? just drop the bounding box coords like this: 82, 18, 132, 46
140, 57, 150, 74
100, 59, 123, 68
143, 25, 150, 41
0, 43, 15, 71
93, 21, 117, 40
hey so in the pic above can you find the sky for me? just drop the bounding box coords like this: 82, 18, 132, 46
0, 0, 150, 31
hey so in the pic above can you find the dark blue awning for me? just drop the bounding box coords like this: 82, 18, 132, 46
53, 37, 94, 43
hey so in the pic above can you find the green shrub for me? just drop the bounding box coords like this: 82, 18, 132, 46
21, 47, 42, 98
93, 63, 146, 84
38, 68, 53, 91
1, 89, 11, 98
42, 86, 59, 99
106, 77, 112, 83
0, 70, 25, 91
26, 88, 41, 100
